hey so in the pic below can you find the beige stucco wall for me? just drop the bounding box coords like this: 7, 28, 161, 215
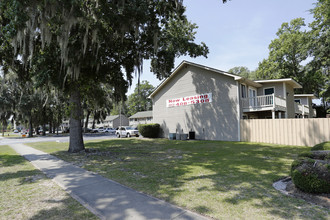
152, 65, 239, 141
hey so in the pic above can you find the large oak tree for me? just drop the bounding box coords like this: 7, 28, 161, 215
1, 0, 228, 152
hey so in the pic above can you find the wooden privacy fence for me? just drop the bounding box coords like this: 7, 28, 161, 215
240, 118, 330, 146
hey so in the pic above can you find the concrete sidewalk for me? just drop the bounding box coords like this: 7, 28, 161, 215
9, 144, 209, 220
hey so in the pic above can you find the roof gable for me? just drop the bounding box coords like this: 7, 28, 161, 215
255, 78, 302, 89
129, 111, 153, 119
149, 61, 244, 98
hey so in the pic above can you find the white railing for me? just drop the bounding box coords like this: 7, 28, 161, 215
294, 103, 302, 114
275, 96, 286, 108
242, 94, 273, 108
242, 94, 286, 109
295, 103, 310, 115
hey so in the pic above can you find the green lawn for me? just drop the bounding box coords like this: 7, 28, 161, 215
0, 132, 22, 138
28, 139, 329, 219
0, 145, 98, 220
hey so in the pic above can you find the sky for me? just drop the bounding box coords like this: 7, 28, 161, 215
127, 0, 317, 95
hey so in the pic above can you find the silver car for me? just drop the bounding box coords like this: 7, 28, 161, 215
116, 126, 139, 138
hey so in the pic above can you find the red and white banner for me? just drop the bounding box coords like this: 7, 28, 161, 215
166, 93, 212, 108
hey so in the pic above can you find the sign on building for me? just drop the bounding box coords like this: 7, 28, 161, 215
166, 93, 212, 108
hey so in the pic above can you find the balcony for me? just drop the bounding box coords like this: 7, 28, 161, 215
242, 94, 287, 112
294, 103, 310, 116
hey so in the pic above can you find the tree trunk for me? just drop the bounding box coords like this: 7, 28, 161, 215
49, 120, 52, 134
1, 121, 5, 137
42, 124, 46, 136
84, 110, 90, 133
68, 88, 85, 152
92, 114, 96, 129
29, 115, 33, 137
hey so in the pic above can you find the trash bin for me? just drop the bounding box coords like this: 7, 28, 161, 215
181, 133, 188, 140
168, 133, 176, 140
189, 131, 195, 140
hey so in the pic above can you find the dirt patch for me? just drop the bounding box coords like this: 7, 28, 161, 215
273, 177, 330, 209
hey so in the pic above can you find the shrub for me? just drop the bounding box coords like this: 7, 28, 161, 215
311, 141, 330, 151
138, 123, 160, 138
291, 150, 330, 193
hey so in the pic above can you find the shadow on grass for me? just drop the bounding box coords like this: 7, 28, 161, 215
0, 170, 43, 185
0, 154, 27, 167
29, 197, 97, 220
45, 139, 328, 219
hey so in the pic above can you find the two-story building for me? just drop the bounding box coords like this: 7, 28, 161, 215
88, 114, 129, 129
149, 61, 317, 141
129, 111, 153, 127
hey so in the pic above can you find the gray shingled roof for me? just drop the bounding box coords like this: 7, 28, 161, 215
129, 111, 153, 119
104, 115, 120, 121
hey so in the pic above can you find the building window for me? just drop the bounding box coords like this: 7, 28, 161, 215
264, 88, 274, 95
241, 84, 246, 98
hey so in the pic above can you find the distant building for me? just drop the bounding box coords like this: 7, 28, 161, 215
129, 111, 153, 127
294, 94, 317, 118
89, 114, 129, 129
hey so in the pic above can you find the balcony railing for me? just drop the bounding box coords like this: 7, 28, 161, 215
295, 103, 309, 115
242, 94, 286, 110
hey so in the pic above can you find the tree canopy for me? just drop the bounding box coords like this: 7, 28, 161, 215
255, 0, 329, 104
1, 0, 229, 152
228, 66, 256, 80
127, 80, 154, 116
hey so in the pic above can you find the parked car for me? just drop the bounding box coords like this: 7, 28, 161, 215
116, 126, 139, 138
97, 127, 105, 133
13, 129, 19, 133
105, 127, 116, 134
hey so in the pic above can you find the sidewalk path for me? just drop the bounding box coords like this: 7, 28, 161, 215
9, 144, 209, 220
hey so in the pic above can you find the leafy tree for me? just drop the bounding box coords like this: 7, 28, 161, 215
308, 0, 330, 104
0, 73, 15, 136
255, 1, 329, 106
127, 81, 154, 116
110, 101, 128, 117
228, 66, 256, 80
256, 18, 309, 82
1, 0, 228, 152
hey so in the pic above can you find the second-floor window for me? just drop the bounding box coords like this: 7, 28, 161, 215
264, 88, 274, 95
241, 84, 246, 98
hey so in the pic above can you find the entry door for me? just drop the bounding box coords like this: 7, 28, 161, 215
264, 88, 274, 105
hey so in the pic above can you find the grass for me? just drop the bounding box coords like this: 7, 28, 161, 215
0, 145, 98, 220
28, 139, 330, 219
0, 132, 22, 138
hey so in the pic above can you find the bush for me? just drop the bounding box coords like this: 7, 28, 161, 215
138, 123, 160, 138
291, 151, 330, 193
311, 141, 330, 151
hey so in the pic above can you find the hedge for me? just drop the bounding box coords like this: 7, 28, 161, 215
138, 123, 160, 138
291, 151, 330, 193
311, 141, 330, 151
